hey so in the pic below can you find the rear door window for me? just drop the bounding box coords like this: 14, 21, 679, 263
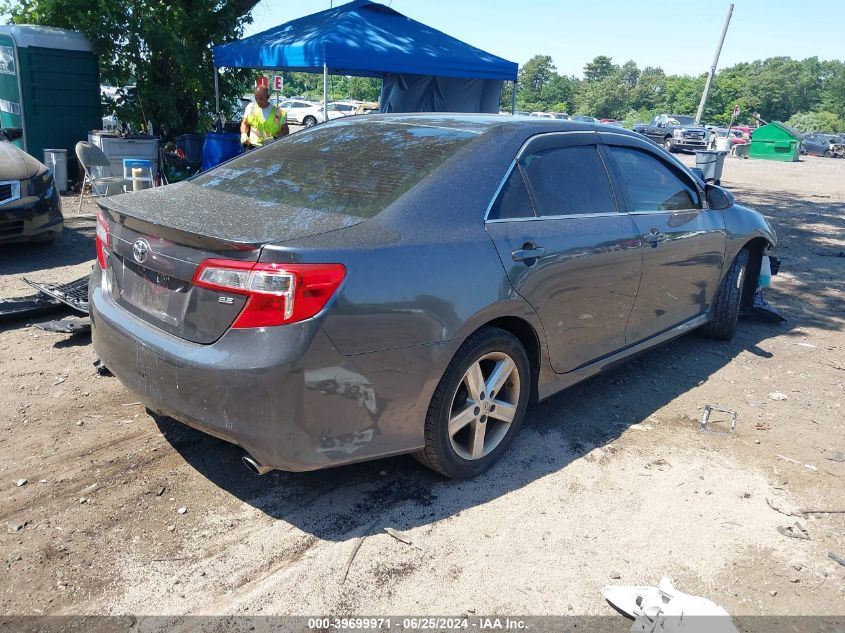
519, 145, 617, 216
606, 146, 702, 211
487, 167, 535, 220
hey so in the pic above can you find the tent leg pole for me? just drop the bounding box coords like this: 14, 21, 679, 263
323, 64, 328, 123
511, 78, 517, 114
213, 66, 220, 118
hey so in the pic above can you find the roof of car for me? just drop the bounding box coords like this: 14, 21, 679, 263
329, 112, 641, 139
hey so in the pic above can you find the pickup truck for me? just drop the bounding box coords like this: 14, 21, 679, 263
633, 114, 709, 153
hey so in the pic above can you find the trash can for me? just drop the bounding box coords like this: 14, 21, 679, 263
695, 150, 727, 184
43, 148, 68, 193
201, 133, 242, 171
175, 134, 204, 164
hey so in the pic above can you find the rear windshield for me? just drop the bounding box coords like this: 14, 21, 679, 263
672, 115, 696, 125
193, 120, 482, 218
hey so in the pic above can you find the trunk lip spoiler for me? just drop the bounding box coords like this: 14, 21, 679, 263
97, 200, 261, 252
96, 194, 367, 253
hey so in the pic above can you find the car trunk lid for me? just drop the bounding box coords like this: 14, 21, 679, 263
98, 184, 364, 344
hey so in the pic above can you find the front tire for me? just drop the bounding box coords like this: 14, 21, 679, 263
664, 137, 675, 153
415, 327, 530, 479
703, 249, 749, 340
824, 150, 832, 158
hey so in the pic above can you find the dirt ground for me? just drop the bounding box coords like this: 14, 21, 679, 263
0, 153, 843, 621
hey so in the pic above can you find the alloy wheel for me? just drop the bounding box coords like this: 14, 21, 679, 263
448, 351, 520, 460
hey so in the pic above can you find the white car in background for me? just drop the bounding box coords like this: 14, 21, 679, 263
278, 100, 361, 126
326, 101, 358, 119
278, 100, 325, 126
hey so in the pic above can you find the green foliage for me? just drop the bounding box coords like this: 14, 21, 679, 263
1, 0, 260, 134
584, 55, 617, 83
517, 55, 557, 106
787, 111, 845, 133
511, 54, 845, 129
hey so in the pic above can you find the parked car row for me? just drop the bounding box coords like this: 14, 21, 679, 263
707, 127, 749, 149
801, 132, 845, 158
528, 112, 570, 120
633, 114, 709, 153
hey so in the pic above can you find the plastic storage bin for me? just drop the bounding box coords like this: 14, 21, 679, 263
202, 133, 242, 171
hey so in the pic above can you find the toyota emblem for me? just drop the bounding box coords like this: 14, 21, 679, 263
132, 238, 151, 264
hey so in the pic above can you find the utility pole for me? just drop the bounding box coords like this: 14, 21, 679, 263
695, 3, 734, 125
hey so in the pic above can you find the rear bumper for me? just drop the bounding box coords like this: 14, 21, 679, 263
90, 268, 457, 471
0, 188, 63, 243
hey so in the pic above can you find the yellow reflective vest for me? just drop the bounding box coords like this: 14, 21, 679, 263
245, 102, 286, 146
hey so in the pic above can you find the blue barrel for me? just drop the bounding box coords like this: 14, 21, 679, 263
202, 133, 242, 171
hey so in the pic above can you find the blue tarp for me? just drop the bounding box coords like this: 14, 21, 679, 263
213, 0, 517, 81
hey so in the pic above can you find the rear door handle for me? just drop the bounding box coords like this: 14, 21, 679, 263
511, 244, 546, 262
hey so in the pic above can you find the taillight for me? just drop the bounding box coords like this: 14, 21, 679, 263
95, 211, 110, 269
192, 259, 346, 328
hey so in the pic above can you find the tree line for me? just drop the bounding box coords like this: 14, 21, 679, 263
508, 54, 845, 132
3, 0, 843, 134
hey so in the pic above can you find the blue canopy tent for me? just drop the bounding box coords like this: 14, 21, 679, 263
212, 0, 518, 120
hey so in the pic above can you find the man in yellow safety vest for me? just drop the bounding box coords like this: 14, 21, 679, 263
240, 86, 289, 149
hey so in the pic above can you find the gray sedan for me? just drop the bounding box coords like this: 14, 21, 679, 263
90, 114, 776, 478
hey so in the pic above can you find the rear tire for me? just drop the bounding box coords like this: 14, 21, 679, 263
703, 249, 749, 340
414, 327, 530, 479
303, 116, 317, 127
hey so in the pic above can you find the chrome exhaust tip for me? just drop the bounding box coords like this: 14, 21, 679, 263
242, 455, 272, 475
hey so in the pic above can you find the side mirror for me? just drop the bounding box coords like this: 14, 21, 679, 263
705, 183, 734, 210
1, 127, 23, 141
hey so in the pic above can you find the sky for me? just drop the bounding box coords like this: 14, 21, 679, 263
244, 0, 845, 77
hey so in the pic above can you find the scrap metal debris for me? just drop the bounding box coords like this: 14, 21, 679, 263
741, 289, 786, 324
34, 317, 91, 334
93, 358, 112, 377
0, 291, 63, 322
828, 552, 845, 568
700, 405, 737, 435
604, 576, 738, 633
777, 522, 811, 540
23, 275, 90, 314
0, 274, 90, 325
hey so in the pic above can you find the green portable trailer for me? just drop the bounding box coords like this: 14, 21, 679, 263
0, 25, 101, 183
749, 121, 802, 162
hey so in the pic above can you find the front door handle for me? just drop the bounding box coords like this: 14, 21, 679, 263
511, 244, 546, 262
643, 229, 667, 248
